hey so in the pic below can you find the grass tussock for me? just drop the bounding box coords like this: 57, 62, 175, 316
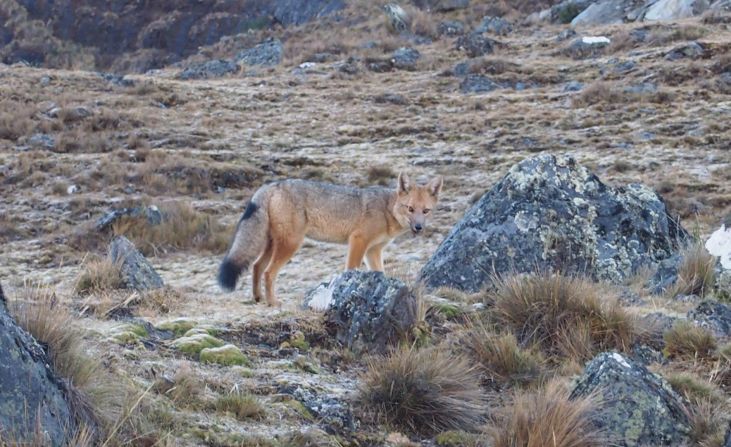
462, 322, 545, 388
212, 392, 266, 421
358, 346, 486, 435
153, 364, 204, 409
75, 257, 123, 295
111, 201, 231, 256
367, 165, 396, 186
488, 381, 603, 447
671, 244, 716, 297
684, 398, 729, 447
663, 321, 717, 360
10, 285, 98, 389
492, 273, 635, 360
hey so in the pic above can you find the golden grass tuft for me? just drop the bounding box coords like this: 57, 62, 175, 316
663, 321, 717, 360
212, 392, 266, 421
358, 346, 486, 435
671, 243, 716, 298
111, 201, 231, 256
462, 322, 545, 388
492, 273, 635, 361
75, 257, 123, 295
487, 381, 604, 447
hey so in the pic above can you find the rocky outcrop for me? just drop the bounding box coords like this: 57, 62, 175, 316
109, 236, 164, 292
96, 205, 163, 231
2, 0, 344, 71
0, 291, 76, 446
419, 154, 686, 292
570, 352, 691, 446
534, 0, 716, 25
304, 271, 420, 354
565, 36, 611, 59
235, 38, 283, 67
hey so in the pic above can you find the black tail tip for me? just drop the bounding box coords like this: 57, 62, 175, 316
218, 258, 241, 292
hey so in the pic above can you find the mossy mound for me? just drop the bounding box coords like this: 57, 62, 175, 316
200, 344, 251, 366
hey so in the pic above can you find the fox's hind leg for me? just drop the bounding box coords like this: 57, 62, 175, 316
252, 239, 273, 303
263, 235, 303, 307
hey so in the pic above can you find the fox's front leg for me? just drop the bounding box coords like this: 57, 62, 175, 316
346, 234, 368, 270
365, 243, 385, 271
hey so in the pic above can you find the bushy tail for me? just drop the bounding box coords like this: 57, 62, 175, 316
218, 200, 269, 291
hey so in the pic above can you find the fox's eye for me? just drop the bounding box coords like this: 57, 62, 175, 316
423, 209, 430, 215
408, 206, 414, 213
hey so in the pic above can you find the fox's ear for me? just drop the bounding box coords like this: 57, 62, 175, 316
397, 172, 412, 194
427, 175, 443, 197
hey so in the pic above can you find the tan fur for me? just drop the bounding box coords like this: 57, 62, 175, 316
219, 173, 443, 306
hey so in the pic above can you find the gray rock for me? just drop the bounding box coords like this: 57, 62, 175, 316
433, 0, 470, 12
419, 154, 687, 292
665, 41, 705, 60
0, 294, 76, 446
688, 300, 731, 337
47, 106, 91, 122
178, 59, 238, 80
27, 133, 56, 151
279, 384, 355, 432
335, 56, 360, 74
304, 271, 419, 354
570, 352, 691, 446
109, 236, 164, 292
571, 0, 629, 26
391, 47, 420, 71
98, 72, 135, 87
438, 20, 466, 36
547, 0, 596, 23
648, 253, 682, 294
475, 16, 513, 35
557, 28, 578, 41
566, 36, 611, 59
644, 0, 710, 21
624, 82, 658, 94
459, 74, 502, 93
452, 60, 472, 76
236, 38, 283, 67
455, 33, 496, 57
562, 80, 584, 92
272, 0, 346, 26
95, 206, 163, 232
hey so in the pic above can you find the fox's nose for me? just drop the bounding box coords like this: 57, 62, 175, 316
414, 224, 423, 232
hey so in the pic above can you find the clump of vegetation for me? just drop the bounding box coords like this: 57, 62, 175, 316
75, 257, 123, 295
111, 201, 231, 256
488, 382, 604, 447
671, 243, 716, 297
212, 392, 266, 421
367, 165, 396, 186
462, 323, 545, 388
663, 321, 717, 360
358, 346, 486, 435
492, 273, 635, 360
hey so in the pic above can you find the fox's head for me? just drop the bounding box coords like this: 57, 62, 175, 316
393, 172, 443, 235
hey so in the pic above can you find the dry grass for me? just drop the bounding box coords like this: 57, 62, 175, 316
663, 321, 717, 360
462, 322, 545, 388
367, 165, 396, 186
212, 392, 266, 421
670, 243, 716, 297
10, 285, 99, 389
684, 398, 729, 447
491, 273, 635, 361
75, 257, 123, 295
487, 381, 604, 447
358, 346, 486, 435
111, 201, 231, 256
153, 364, 204, 409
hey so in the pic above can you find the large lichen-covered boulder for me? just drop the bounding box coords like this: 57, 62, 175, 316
688, 300, 731, 337
570, 352, 690, 446
109, 235, 164, 292
419, 154, 686, 292
0, 288, 75, 446
304, 271, 419, 354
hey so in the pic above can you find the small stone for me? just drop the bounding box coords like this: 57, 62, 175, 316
109, 236, 164, 292
688, 300, 731, 337
391, 47, 421, 71
200, 344, 251, 366
66, 184, 79, 195
455, 33, 496, 57
27, 133, 56, 151
475, 16, 513, 35
459, 74, 502, 93
438, 20, 465, 36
